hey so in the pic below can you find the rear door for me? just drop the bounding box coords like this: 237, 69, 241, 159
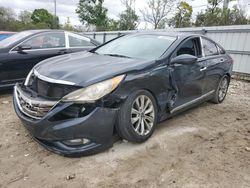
169, 37, 207, 112
3, 32, 68, 83
201, 37, 226, 93
66, 32, 96, 53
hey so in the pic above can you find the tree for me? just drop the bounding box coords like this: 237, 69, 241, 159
31, 9, 56, 28
19, 11, 32, 24
62, 17, 75, 31
207, 0, 223, 13
0, 7, 15, 22
76, 0, 109, 31
140, 0, 175, 29
107, 19, 120, 31
0, 7, 18, 31
0, 7, 62, 31
195, 3, 249, 27
52, 16, 60, 29
227, 5, 248, 25
169, 1, 192, 28
118, 0, 139, 30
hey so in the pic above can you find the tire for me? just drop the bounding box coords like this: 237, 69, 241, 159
210, 75, 230, 104
116, 90, 158, 143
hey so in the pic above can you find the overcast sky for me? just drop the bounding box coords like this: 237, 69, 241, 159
0, 0, 249, 28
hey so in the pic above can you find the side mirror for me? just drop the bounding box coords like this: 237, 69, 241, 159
17, 45, 32, 52
170, 54, 198, 65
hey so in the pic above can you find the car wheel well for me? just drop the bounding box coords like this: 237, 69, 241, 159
225, 73, 231, 82
141, 88, 161, 116
113, 88, 160, 136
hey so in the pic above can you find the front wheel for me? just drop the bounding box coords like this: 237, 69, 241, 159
116, 90, 158, 143
211, 75, 230, 104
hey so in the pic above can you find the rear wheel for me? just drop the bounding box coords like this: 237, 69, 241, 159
211, 75, 229, 104
116, 90, 158, 143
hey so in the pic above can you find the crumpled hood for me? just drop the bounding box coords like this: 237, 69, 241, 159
34, 51, 155, 87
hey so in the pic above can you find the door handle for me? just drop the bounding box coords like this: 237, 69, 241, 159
200, 67, 207, 71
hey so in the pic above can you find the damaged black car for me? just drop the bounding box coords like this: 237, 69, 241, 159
13, 32, 233, 156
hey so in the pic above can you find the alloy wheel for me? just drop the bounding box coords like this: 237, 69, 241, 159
131, 95, 155, 136
218, 77, 229, 101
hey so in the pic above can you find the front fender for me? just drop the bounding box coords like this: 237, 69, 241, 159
104, 65, 173, 119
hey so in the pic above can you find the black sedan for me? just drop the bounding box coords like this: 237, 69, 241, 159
0, 30, 100, 89
13, 32, 233, 156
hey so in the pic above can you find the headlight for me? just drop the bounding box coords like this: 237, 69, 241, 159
61, 75, 125, 103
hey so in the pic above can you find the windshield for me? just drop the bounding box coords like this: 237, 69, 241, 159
95, 34, 177, 60
0, 31, 34, 48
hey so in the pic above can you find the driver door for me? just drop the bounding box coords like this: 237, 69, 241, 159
2, 32, 67, 84
169, 37, 207, 113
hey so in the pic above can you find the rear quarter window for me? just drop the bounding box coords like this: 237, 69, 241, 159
202, 38, 219, 56
217, 45, 226, 54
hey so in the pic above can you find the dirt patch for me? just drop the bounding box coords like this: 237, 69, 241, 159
0, 79, 250, 188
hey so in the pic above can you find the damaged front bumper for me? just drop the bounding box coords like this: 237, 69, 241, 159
13, 84, 118, 157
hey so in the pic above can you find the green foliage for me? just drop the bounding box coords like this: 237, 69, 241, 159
0, 7, 15, 21
118, 6, 139, 30
31, 9, 53, 25
207, 0, 223, 12
76, 0, 109, 31
169, 1, 193, 28
195, 5, 248, 27
0, 6, 61, 31
107, 19, 120, 31
31, 9, 59, 29
0, 7, 16, 30
19, 11, 32, 24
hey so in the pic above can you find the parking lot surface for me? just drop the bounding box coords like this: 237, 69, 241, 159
0, 79, 250, 188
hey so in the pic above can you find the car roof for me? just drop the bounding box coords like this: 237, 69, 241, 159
23, 29, 65, 34
132, 31, 201, 39
0, 31, 16, 34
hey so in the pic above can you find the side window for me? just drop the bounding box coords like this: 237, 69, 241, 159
202, 38, 219, 56
176, 38, 202, 58
217, 45, 226, 54
69, 35, 94, 47
22, 32, 65, 49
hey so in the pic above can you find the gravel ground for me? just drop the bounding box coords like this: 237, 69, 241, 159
0, 79, 250, 188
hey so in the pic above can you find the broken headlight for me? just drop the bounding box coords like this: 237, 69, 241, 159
61, 75, 125, 103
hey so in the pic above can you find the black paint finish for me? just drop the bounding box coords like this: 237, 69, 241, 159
13, 32, 233, 156
0, 30, 100, 89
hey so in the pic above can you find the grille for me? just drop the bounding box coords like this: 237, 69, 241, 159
29, 75, 80, 99
15, 87, 57, 119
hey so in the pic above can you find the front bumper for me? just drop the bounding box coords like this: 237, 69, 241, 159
13, 84, 118, 157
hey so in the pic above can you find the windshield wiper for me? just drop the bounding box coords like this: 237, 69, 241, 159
91, 51, 99, 55
103, 53, 131, 58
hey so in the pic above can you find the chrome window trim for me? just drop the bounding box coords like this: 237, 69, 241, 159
170, 90, 215, 114
200, 36, 205, 57
65, 31, 70, 48
68, 46, 93, 48
34, 69, 76, 86
9, 31, 67, 53
9, 47, 68, 53
66, 31, 93, 48
66, 31, 91, 42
